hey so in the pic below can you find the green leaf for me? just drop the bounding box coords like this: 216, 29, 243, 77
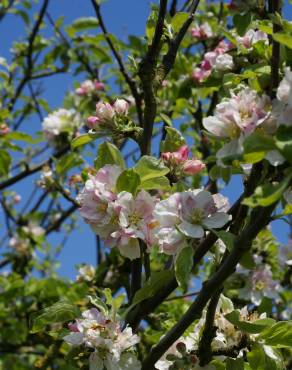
138, 175, 170, 191
87, 295, 108, 315
5, 132, 37, 143
71, 133, 94, 149
248, 344, 285, 370
275, 126, 292, 163
272, 32, 292, 49
160, 127, 186, 152
132, 271, 174, 306
210, 230, 235, 251
66, 17, 99, 37
0, 150, 11, 177
226, 358, 244, 370
225, 310, 275, 334
56, 153, 83, 175
94, 142, 125, 170
116, 169, 141, 195
134, 156, 169, 182
175, 246, 194, 292
259, 321, 292, 347
243, 132, 276, 154
160, 113, 172, 127
243, 173, 292, 208
30, 300, 80, 333
171, 12, 189, 34
234, 13, 252, 36
240, 251, 256, 269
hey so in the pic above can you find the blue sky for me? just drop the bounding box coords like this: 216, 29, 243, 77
0, 0, 291, 280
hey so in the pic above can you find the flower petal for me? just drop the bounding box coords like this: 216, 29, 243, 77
178, 221, 204, 238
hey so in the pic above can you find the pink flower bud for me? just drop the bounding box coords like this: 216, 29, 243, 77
87, 116, 100, 129
183, 159, 205, 175
96, 102, 115, 121
177, 145, 189, 161
94, 81, 105, 90
75, 87, 87, 96
0, 123, 9, 136
113, 99, 129, 115
13, 194, 21, 204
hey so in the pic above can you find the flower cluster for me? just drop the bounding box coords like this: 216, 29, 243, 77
42, 108, 82, 142
191, 22, 213, 40
77, 164, 231, 258
77, 165, 158, 259
236, 29, 268, 49
9, 222, 44, 255
203, 87, 272, 163
155, 296, 267, 369
64, 308, 140, 370
236, 256, 281, 305
87, 99, 129, 130
192, 40, 234, 82
161, 145, 205, 178
153, 190, 230, 255
75, 79, 105, 96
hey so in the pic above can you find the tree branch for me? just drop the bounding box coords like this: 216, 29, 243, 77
90, 0, 143, 126
141, 204, 276, 369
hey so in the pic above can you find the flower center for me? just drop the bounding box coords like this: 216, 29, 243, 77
129, 211, 142, 226
190, 209, 204, 224
97, 202, 108, 213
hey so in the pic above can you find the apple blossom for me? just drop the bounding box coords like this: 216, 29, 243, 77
191, 22, 213, 39
276, 68, 292, 126
75, 79, 105, 96
161, 145, 205, 177
9, 236, 30, 254
77, 264, 96, 282
153, 190, 230, 254
77, 165, 122, 238
237, 261, 281, 305
106, 190, 158, 259
203, 88, 271, 139
42, 108, 82, 141
236, 29, 268, 49
86, 99, 129, 131
22, 222, 45, 238
0, 123, 9, 136
192, 41, 234, 82
64, 308, 140, 370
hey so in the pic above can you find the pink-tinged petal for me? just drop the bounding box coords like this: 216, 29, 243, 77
177, 145, 189, 160
82, 308, 103, 321
68, 322, 79, 332
212, 193, 230, 212
63, 332, 84, 346
183, 159, 205, 175
94, 81, 105, 90
87, 116, 100, 129
113, 99, 129, 115
178, 221, 204, 238
202, 116, 231, 138
157, 228, 185, 255
203, 213, 231, 229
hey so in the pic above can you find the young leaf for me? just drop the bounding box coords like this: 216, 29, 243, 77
175, 246, 194, 292
94, 142, 126, 170
71, 133, 94, 149
225, 310, 275, 334
243, 173, 292, 208
132, 270, 174, 306
30, 300, 80, 333
160, 127, 186, 152
259, 321, 292, 347
116, 169, 141, 195
134, 155, 169, 182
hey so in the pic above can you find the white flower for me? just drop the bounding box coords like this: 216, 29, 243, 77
276, 68, 292, 126
77, 265, 95, 282
213, 54, 234, 71
64, 308, 140, 370
42, 108, 81, 140
22, 222, 45, 238
236, 29, 268, 49
113, 99, 129, 115
153, 190, 230, 255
